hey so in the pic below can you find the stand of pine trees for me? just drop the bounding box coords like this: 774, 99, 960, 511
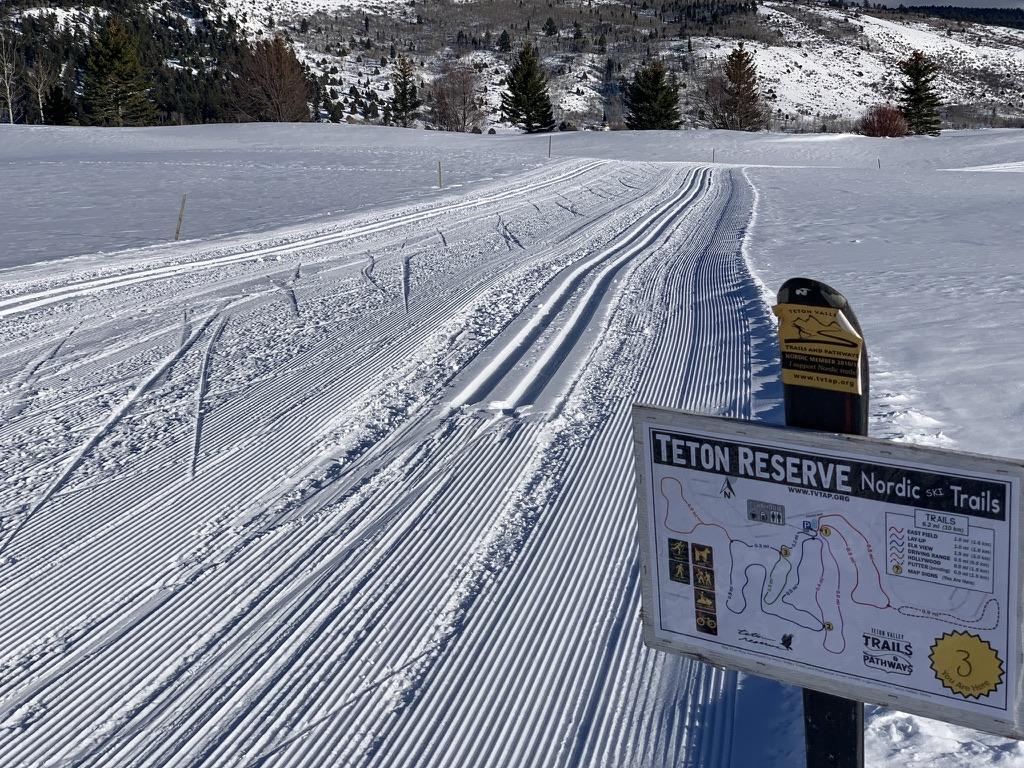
0, 0, 315, 126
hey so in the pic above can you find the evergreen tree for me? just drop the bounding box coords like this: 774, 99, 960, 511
44, 79, 78, 125
624, 59, 681, 130
390, 55, 421, 127
706, 43, 766, 131
898, 50, 941, 136
500, 42, 555, 133
543, 18, 559, 36
83, 17, 156, 126
497, 30, 512, 53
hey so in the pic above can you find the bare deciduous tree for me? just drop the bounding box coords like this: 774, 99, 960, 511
428, 61, 482, 132
25, 57, 58, 124
0, 27, 22, 125
233, 36, 311, 122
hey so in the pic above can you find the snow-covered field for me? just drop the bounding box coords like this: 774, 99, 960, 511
1, 124, 1023, 766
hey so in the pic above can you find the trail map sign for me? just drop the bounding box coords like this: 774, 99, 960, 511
632, 406, 1024, 739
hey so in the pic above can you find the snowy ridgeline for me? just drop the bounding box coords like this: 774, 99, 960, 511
0, 124, 1023, 766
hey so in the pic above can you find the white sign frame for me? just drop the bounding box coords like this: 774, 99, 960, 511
632, 404, 1024, 739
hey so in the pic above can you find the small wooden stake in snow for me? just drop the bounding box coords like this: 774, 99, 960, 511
877, 158, 881, 170
712, 147, 716, 163
548, 135, 552, 158
437, 160, 443, 189
775, 276, 867, 768
175, 193, 187, 241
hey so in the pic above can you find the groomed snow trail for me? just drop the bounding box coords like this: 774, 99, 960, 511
0, 160, 799, 766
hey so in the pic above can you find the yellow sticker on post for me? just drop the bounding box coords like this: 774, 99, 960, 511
773, 303, 864, 395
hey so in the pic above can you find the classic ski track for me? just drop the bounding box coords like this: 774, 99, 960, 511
492, 169, 712, 411
0, 164, 671, 635
0, 164, 777, 767
449, 168, 710, 412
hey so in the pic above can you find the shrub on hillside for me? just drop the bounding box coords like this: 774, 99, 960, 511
857, 104, 909, 137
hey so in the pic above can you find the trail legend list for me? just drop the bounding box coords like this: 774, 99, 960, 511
887, 510, 994, 593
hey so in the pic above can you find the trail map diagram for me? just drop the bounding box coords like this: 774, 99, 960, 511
634, 414, 1023, 735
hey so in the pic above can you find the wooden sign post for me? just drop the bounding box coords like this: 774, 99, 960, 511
175, 193, 187, 241
775, 276, 868, 768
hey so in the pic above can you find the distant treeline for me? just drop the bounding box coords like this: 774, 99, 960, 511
895, 5, 1024, 30
1, 0, 272, 125
0, 0, 772, 126
662, 1, 758, 29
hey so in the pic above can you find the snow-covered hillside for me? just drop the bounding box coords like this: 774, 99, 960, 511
747, 2, 1024, 123
249, 0, 1024, 129
1, 124, 1023, 766
9, 0, 1023, 129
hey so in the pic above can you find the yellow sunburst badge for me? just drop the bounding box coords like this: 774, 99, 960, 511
929, 631, 1004, 699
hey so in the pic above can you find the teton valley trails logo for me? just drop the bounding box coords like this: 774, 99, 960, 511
862, 629, 912, 675
929, 631, 1004, 699
771, 304, 864, 395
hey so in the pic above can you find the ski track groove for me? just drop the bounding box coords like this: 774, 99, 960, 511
0, 161, 778, 767
0, 327, 74, 423
191, 315, 227, 478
